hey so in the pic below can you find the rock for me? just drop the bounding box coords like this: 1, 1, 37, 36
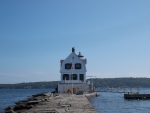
15, 100, 28, 105
27, 101, 39, 105
32, 93, 46, 97
4, 106, 13, 111
13, 105, 32, 111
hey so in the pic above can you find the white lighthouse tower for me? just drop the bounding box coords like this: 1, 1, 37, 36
58, 47, 89, 94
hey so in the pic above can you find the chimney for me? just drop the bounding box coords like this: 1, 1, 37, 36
72, 47, 75, 53
78, 52, 84, 57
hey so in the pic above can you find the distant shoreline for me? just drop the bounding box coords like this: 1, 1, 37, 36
1, 77, 150, 89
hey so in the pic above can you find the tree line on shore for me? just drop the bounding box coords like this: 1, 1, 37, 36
0, 81, 58, 89
0, 77, 150, 89
90, 77, 149, 88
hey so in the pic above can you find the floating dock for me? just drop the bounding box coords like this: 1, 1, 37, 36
4, 92, 97, 113
124, 93, 150, 99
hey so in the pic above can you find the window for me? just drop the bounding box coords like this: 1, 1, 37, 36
71, 74, 77, 80
75, 63, 81, 69
63, 74, 69, 80
80, 74, 84, 81
65, 63, 71, 69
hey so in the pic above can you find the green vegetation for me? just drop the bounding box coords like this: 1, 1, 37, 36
0, 78, 150, 89
0, 81, 58, 89
90, 77, 150, 88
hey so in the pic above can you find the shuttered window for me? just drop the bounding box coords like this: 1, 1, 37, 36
75, 63, 81, 69
71, 74, 77, 80
80, 74, 84, 81
65, 63, 71, 69
63, 74, 69, 80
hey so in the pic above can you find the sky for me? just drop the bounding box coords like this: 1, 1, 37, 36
0, 0, 150, 84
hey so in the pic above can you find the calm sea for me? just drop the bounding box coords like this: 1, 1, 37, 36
0, 89, 54, 112
1, 88, 150, 113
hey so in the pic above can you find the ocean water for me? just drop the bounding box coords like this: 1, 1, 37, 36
1, 88, 150, 112
0, 89, 54, 112
89, 88, 150, 113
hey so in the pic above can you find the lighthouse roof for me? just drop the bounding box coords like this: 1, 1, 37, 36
60, 47, 87, 73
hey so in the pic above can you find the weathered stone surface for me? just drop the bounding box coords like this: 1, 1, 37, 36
84, 92, 99, 98
32, 93, 47, 97
13, 105, 32, 110
26, 94, 97, 113
4, 93, 97, 113
4, 106, 13, 111
27, 101, 40, 105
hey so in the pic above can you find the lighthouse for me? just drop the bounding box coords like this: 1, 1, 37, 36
58, 47, 89, 94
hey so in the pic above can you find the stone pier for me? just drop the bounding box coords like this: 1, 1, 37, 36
4, 92, 97, 113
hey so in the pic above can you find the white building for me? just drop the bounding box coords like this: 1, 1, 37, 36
58, 47, 89, 94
